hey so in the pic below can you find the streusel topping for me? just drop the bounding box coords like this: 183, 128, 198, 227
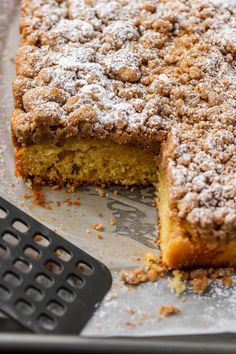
13, 0, 236, 147
12, 0, 236, 236
166, 121, 236, 240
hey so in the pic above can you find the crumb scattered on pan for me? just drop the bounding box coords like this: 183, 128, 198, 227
158, 305, 180, 318
144, 253, 158, 269
110, 217, 117, 226
64, 197, 81, 207
98, 212, 103, 217
32, 186, 46, 207
191, 276, 208, 294
34, 234, 43, 242
65, 185, 76, 193
127, 308, 137, 316
54, 249, 62, 257
124, 321, 136, 328
170, 270, 186, 296
95, 187, 105, 197
120, 254, 166, 285
25, 179, 32, 189
222, 276, 233, 288
23, 193, 31, 199
124, 310, 150, 328
52, 185, 59, 190
97, 234, 103, 240
170, 267, 234, 295
92, 223, 103, 232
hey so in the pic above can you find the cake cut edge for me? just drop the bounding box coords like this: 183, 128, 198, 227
14, 138, 158, 187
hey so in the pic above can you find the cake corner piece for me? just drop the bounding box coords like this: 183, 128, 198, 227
158, 123, 236, 269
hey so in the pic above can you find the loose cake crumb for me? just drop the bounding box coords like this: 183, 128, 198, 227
34, 234, 43, 242
127, 308, 137, 316
25, 180, 32, 189
171, 268, 234, 295
124, 321, 136, 328
91, 223, 103, 231
158, 305, 180, 318
95, 187, 105, 197
120, 255, 166, 285
144, 253, 158, 269
97, 234, 103, 240
110, 217, 117, 225
191, 276, 209, 294
170, 270, 186, 296
124, 310, 150, 328
32, 186, 45, 207
222, 276, 233, 288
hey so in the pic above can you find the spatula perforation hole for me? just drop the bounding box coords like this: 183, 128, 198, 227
24, 246, 41, 261
15, 299, 34, 316
54, 248, 72, 262
25, 286, 44, 302
0, 244, 10, 259
35, 273, 53, 288
14, 259, 31, 273
2, 232, 19, 246
4, 271, 22, 287
47, 301, 66, 317
12, 220, 29, 233
0, 207, 7, 219
33, 234, 50, 247
67, 274, 84, 289
57, 287, 76, 303
38, 314, 57, 331
76, 261, 94, 276
0, 285, 11, 300
45, 260, 63, 274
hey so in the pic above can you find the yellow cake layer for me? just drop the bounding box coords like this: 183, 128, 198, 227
15, 139, 158, 186
15, 137, 236, 268
158, 170, 236, 268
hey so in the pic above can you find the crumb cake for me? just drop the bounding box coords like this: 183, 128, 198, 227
11, 0, 236, 268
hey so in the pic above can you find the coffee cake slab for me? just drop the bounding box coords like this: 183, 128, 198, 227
11, 0, 236, 268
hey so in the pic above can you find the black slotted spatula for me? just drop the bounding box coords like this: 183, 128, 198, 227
0, 196, 112, 334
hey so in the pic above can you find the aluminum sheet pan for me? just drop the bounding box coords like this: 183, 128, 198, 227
1, 0, 236, 337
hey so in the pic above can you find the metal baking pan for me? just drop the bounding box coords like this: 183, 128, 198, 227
1, 1, 236, 353
0, 317, 236, 354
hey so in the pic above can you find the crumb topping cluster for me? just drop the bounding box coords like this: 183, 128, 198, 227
166, 121, 236, 240
12, 0, 236, 236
